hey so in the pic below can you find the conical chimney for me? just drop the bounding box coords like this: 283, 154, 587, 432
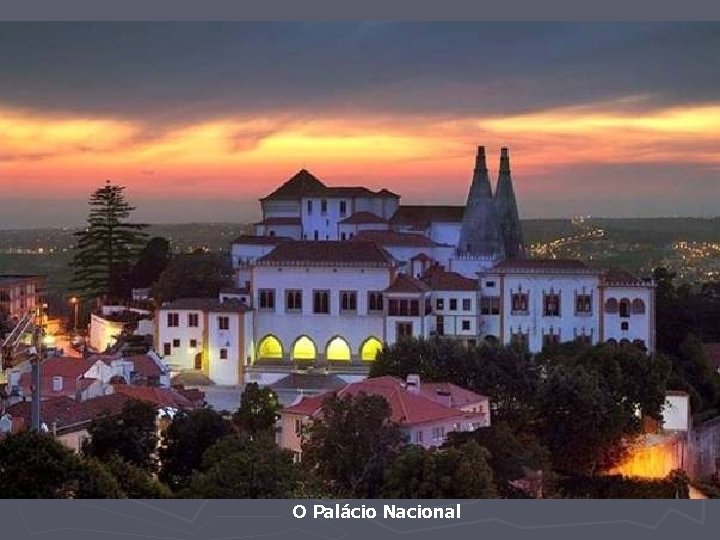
495, 147, 525, 259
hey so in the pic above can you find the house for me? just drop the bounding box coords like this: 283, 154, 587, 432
89, 305, 153, 353
279, 375, 490, 460
0, 274, 45, 320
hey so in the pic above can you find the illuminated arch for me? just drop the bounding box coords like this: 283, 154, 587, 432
257, 335, 283, 359
292, 335, 317, 360
326, 336, 351, 361
360, 337, 384, 361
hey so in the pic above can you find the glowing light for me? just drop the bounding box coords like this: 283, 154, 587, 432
361, 337, 383, 361
257, 335, 283, 359
292, 335, 316, 360
326, 336, 351, 361
607, 437, 684, 479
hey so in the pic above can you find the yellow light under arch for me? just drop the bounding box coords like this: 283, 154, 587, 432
258, 335, 283, 359
361, 337, 383, 361
292, 336, 316, 360
326, 336, 351, 361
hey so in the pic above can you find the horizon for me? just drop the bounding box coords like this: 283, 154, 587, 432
1, 22, 719, 227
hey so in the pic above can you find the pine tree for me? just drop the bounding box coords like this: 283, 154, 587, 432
71, 181, 147, 302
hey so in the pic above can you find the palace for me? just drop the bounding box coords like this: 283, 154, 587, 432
155, 146, 655, 385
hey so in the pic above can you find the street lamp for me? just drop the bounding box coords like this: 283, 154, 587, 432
70, 296, 79, 332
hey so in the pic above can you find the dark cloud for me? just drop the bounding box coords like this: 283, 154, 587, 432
0, 22, 717, 122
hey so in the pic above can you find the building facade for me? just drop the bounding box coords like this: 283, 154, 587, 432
154, 146, 656, 385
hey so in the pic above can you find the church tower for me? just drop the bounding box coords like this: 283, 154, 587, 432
457, 146, 502, 257
495, 147, 525, 259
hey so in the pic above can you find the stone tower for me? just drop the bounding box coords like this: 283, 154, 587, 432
457, 146, 502, 257
495, 147, 525, 259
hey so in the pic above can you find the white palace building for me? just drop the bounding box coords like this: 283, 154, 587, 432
155, 146, 656, 386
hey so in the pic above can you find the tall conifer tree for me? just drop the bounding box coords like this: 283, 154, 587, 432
71, 181, 147, 302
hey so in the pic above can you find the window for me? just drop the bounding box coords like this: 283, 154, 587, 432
339, 200, 347, 215
218, 316, 230, 330
321, 199, 327, 213
462, 298, 472, 311
485, 280, 496, 288
436, 298, 445, 310
542, 332, 561, 349
314, 230, 319, 241
511, 332, 529, 350
307, 200, 313, 214
431, 426, 445, 441
295, 419, 303, 435
172, 339, 180, 348
415, 431, 424, 444
368, 292, 384, 313
340, 290, 357, 313
605, 298, 618, 314
621, 321, 629, 331
461, 320, 471, 331
341, 232, 346, 240
576, 334, 592, 345
190, 339, 198, 348
410, 299, 419, 316
285, 289, 302, 312
619, 299, 630, 318
436, 315, 445, 336
511, 293, 529, 314
388, 298, 420, 317
449, 298, 458, 311
543, 293, 560, 317
313, 290, 330, 314
220, 348, 228, 360
480, 297, 500, 315
163, 343, 171, 356
269, 230, 276, 237
258, 289, 275, 310
167, 312, 179, 327
632, 298, 646, 314
188, 313, 199, 327
397, 322, 413, 338
576, 294, 592, 314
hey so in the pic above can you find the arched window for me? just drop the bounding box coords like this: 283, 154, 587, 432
360, 337, 383, 361
326, 336, 351, 361
292, 336, 316, 360
605, 298, 618, 314
632, 298, 646, 314
607, 338, 618, 346
257, 335, 283, 359
619, 298, 631, 318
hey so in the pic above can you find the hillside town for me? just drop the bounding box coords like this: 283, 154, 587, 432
1, 147, 719, 499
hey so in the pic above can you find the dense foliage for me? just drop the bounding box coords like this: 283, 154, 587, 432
153, 250, 232, 303
232, 383, 281, 434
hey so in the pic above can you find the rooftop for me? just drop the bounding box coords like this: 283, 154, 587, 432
232, 234, 293, 245
160, 298, 250, 312
349, 229, 445, 248
261, 169, 398, 201
283, 376, 487, 426
257, 241, 395, 266
339, 211, 388, 225
421, 266, 477, 291
492, 258, 593, 272
254, 217, 302, 226
111, 385, 195, 409
385, 273, 431, 294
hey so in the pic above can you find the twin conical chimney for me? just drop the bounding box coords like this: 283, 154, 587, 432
495, 147, 525, 259
458, 146, 501, 257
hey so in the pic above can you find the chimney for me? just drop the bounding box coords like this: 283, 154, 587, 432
405, 374, 420, 394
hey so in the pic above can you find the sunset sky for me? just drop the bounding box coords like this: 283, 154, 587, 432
1, 22, 718, 227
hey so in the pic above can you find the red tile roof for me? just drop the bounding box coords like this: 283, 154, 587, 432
417, 382, 487, 408
232, 235, 293, 245
284, 376, 487, 426
390, 205, 465, 226
255, 217, 302, 226
385, 273, 431, 294
34, 356, 98, 379
261, 169, 399, 201
257, 241, 394, 266
339, 212, 388, 225
125, 354, 166, 378
111, 385, 195, 409
6, 394, 132, 433
421, 266, 477, 291
492, 258, 591, 271
349, 230, 444, 247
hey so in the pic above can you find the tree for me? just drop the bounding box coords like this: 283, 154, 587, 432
446, 421, 549, 496
153, 251, 231, 303
71, 181, 147, 302
187, 432, 302, 498
128, 236, 171, 290
84, 399, 158, 471
104, 456, 173, 498
0, 431, 85, 498
653, 267, 698, 356
233, 383, 281, 434
302, 393, 404, 498
75, 457, 125, 498
159, 408, 234, 491
381, 441, 497, 498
